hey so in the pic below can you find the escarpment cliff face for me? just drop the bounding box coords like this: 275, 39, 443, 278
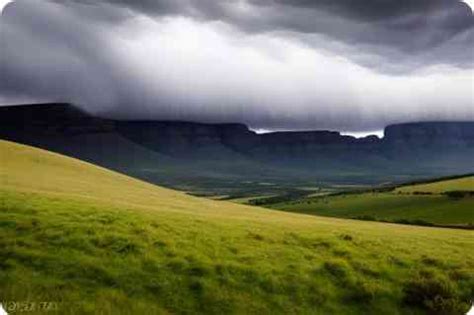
252, 131, 382, 159
116, 121, 258, 159
0, 103, 473, 188
118, 123, 384, 159
0, 103, 114, 139
384, 122, 474, 147
0, 104, 176, 179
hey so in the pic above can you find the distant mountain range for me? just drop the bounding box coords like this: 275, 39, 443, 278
1, 103, 473, 194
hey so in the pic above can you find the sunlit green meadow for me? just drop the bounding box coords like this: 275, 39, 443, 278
1, 140, 473, 314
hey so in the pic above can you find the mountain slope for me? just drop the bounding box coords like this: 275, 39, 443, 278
0, 140, 473, 314
1, 103, 473, 197
0, 103, 309, 196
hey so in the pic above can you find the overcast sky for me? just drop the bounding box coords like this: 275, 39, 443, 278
0, 0, 473, 132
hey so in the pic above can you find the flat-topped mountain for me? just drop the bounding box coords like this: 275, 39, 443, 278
0, 103, 473, 192
384, 122, 474, 146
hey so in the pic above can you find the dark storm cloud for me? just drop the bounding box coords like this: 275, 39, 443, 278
250, 0, 467, 21
53, 0, 474, 68
0, 1, 122, 106
0, 0, 473, 132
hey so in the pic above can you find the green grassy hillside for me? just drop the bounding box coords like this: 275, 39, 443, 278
1, 140, 473, 314
395, 176, 474, 194
271, 194, 473, 226
271, 176, 473, 228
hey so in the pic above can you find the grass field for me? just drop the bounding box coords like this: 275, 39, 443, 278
1, 140, 473, 314
271, 194, 473, 226
396, 177, 474, 194
271, 176, 474, 227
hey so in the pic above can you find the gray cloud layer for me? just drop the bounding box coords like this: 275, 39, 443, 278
55, 0, 474, 68
0, 0, 473, 131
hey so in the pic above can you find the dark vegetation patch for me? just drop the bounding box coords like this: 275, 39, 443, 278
353, 215, 377, 222
246, 190, 310, 206
248, 232, 265, 241
339, 234, 353, 241
0, 220, 17, 229
403, 274, 471, 314
189, 280, 205, 295
187, 265, 212, 278
352, 216, 435, 227
391, 219, 434, 227
421, 256, 443, 267
323, 259, 352, 280
332, 249, 352, 258
444, 191, 474, 199
351, 216, 474, 230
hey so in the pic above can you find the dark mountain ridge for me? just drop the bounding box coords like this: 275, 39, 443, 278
1, 103, 473, 193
